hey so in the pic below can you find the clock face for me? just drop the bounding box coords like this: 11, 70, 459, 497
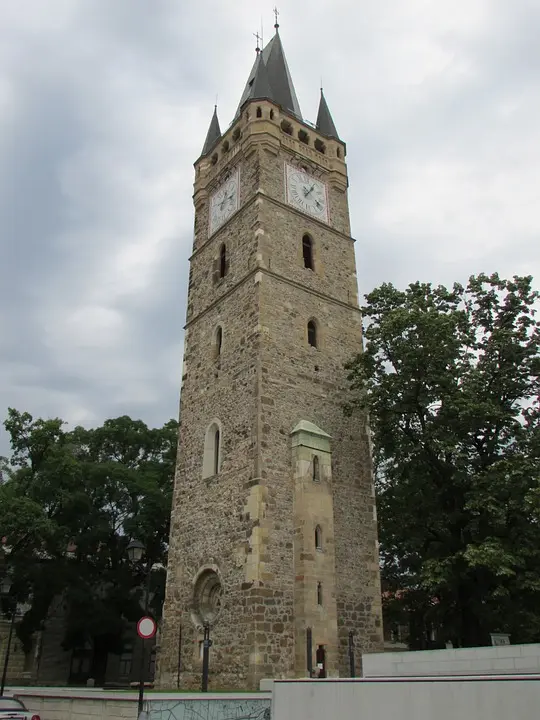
209, 169, 240, 235
285, 164, 328, 223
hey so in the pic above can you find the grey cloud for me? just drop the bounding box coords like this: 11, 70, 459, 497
1, 0, 539, 456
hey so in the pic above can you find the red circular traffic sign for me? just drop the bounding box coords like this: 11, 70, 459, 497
137, 616, 157, 639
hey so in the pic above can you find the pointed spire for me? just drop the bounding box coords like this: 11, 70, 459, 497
316, 89, 339, 139
250, 52, 273, 100
236, 25, 302, 120
261, 31, 302, 119
201, 105, 221, 156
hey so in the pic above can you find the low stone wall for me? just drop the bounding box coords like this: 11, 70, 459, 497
14, 688, 271, 720
362, 643, 540, 677
146, 696, 271, 720
0, 618, 31, 684
15, 689, 137, 720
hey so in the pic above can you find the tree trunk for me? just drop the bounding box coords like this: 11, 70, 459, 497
458, 585, 486, 647
90, 635, 110, 686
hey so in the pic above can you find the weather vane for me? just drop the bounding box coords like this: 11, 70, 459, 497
273, 6, 279, 29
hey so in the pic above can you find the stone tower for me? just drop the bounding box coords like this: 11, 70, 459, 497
158, 26, 383, 690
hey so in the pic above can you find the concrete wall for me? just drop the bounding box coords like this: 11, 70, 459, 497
271, 677, 540, 720
363, 643, 540, 677
14, 689, 271, 720
15, 690, 136, 720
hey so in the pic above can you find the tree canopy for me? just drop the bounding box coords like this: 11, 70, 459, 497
348, 273, 540, 648
0, 410, 177, 681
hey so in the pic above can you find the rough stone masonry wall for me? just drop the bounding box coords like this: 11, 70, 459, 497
159, 106, 382, 690
159, 148, 296, 689
257, 270, 382, 675
159, 278, 264, 690
256, 143, 383, 675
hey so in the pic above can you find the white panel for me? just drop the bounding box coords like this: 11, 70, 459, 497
363, 644, 540, 677
272, 678, 540, 720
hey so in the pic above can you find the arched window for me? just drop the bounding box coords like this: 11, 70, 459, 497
222, 140, 230, 154
213, 428, 220, 476
314, 139, 326, 154
203, 421, 222, 478
281, 119, 293, 136
307, 320, 318, 348
317, 582, 323, 606
219, 244, 227, 278
336, 147, 342, 159
298, 129, 310, 145
256, 106, 262, 118
302, 234, 314, 270
211, 153, 218, 165
215, 326, 223, 357
315, 525, 323, 551
270, 109, 274, 120
312, 455, 320, 482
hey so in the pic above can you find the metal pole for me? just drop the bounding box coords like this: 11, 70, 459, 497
0, 611, 15, 696
201, 624, 210, 692
306, 627, 313, 678
348, 631, 356, 678
176, 625, 182, 689
137, 563, 152, 716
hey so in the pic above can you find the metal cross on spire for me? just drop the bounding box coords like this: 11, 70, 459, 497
273, 6, 279, 29
253, 30, 262, 53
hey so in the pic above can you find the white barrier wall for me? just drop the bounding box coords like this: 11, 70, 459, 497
14, 689, 271, 720
271, 677, 540, 720
14, 690, 137, 720
363, 643, 540, 677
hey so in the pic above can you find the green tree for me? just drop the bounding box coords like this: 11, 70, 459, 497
348, 273, 540, 647
0, 410, 177, 682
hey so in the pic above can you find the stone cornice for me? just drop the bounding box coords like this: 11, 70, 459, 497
184, 266, 361, 330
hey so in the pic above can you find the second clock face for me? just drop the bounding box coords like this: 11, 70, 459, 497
285, 164, 329, 223
209, 169, 240, 235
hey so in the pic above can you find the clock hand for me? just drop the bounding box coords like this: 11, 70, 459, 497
305, 184, 315, 197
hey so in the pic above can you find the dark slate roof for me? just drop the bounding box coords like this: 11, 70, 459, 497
250, 52, 273, 100
316, 89, 339, 139
236, 31, 302, 119
201, 106, 221, 156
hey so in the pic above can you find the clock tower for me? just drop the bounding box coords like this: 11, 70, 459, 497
157, 25, 383, 690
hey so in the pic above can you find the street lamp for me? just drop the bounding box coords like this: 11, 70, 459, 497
0, 575, 15, 696
126, 539, 146, 564
126, 540, 153, 719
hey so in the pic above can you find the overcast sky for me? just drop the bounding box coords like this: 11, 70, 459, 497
1, 0, 539, 453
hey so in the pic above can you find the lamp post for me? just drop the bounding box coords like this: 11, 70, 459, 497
126, 539, 153, 719
0, 575, 15, 696
348, 631, 356, 678
200, 623, 212, 692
